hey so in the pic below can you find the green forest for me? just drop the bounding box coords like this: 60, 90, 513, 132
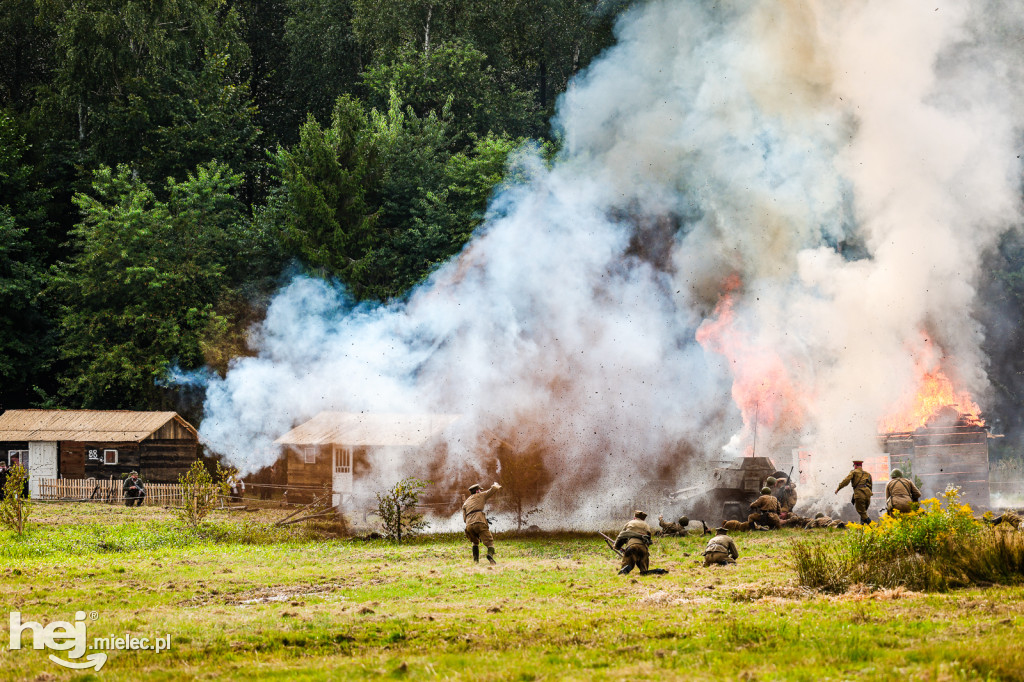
0, 0, 627, 413
2, 0, 1024, 457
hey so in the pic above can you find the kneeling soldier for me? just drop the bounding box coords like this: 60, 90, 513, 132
462, 482, 501, 564
748, 486, 781, 529
885, 468, 921, 514
615, 510, 653, 575
703, 527, 739, 566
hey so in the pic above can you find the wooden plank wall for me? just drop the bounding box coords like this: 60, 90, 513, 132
912, 428, 990, 509
37, 479, 184, 506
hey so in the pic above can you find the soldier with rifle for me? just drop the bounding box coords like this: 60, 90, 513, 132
613, 510, 654, 575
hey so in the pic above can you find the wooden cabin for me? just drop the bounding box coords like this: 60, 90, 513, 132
0, 409, 200, 494
274, 412, 460, 505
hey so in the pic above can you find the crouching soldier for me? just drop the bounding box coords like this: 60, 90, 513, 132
615, 510, 653, 575
462, 482, 501, 564
885, 469, 921, 514
703, 527, 739, 566
748, 487, 781, 529
123, 472, 146, 507
658, 515, 689, 537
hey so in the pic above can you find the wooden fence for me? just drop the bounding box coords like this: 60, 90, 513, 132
37, 478, 184, 506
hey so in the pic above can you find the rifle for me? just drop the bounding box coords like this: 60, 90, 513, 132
598, 531, 624, 557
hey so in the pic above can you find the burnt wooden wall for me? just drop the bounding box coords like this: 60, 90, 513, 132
881, 427, 990, 510
912, 427, 989, 509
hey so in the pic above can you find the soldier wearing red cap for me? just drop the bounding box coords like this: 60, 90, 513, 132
835, 460, 873, 524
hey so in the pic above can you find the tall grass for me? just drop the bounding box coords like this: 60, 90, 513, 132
792, 489, 1024, 592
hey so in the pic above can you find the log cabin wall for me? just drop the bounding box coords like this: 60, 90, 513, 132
285, 446, 332, 501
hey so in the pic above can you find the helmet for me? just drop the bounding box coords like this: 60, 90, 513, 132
891, 468, 903, 479
760, 487, 772, 495
678, 516, 689, 526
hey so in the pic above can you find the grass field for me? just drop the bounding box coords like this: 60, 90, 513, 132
2, 504, 1023, 681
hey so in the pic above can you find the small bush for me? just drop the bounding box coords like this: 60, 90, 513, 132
0, 464, 31, 534
375, 477, 431, 543
792, 488, 1024, 592
178, 460, 218, 528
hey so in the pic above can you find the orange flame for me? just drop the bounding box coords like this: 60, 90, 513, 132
696, 275, 806, 454
878, 337, 984, 433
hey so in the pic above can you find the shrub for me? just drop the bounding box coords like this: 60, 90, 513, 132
178, 460, 218, 528
792, 487, 1024, 592
0, 463, 31, 534
375, 477, 431, 543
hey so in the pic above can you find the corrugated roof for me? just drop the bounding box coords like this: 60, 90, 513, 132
0, 410, 197, 443
275, 412, 460, 447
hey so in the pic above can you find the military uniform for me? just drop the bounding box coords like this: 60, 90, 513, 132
658, 516, 688, 537
778, 483, 798, 514
748, 493, 781, 529
462, 483, 501, 563
804, 514, 845, 529
781, 513, 812, 528
885, 474, 921, 514
836, 464, 873, 523
703, 530, 739, 566
988, 510, 1023, 530
615, 516, 653, 574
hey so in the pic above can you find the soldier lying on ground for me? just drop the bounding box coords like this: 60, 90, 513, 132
804, 512, 846, 529
748, 486, 782, 529
657, 515, 689, 536
723, 519, 769, 532
985, 510, 1023, 530
780, 513, 812, 528
703, 527, 740, 566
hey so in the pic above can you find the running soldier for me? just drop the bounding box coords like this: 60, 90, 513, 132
835, 460, 873, 524
703, 527, 740, 566
462, 482, 501, 564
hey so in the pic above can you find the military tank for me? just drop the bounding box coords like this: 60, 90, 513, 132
667, 456, 780, 524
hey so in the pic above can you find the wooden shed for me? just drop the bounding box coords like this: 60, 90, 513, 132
0, 409, 200, 494
274, 412, 460, 505
879, 412, 990, 510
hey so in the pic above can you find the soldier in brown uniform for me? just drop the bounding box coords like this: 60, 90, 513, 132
986, 510, 1023, 530
781, 513, 812, 528
885, 469, 921, 514
748, 486, 782, 529
614, 510, 653, 575
835, 460, 873, 524
703, 527, 740, 566
723, 519, 768, 532
658, 515, 689, 537
804, 512, 846, 529
777, 479, 798, 515
462, 482, 501, 564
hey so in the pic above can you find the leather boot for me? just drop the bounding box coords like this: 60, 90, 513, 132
618, 564, 633, 575
486, 547, 496, 564
472, 545, 479, 563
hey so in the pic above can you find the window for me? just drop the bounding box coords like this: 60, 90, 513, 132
303, 447, 317, 464
334, 446, 352, 474
7, 449, 28, 468
103, 449, 118, 465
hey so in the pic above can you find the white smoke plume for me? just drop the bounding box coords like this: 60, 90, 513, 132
199, 0, 1024, 524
